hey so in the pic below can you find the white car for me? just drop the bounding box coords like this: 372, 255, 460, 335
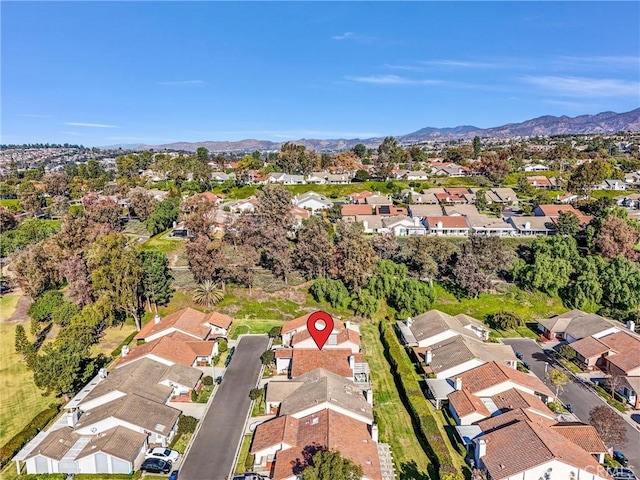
145, 447, 180, 463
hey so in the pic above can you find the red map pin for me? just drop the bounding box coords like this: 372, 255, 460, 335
307, 311, 334, 350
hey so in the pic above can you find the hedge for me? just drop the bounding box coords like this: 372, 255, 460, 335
0, 406, 61, 468
111, 330, 139, 358
73, 473, 142, 480
18, 475, 66, 480
379, 321, 461, 480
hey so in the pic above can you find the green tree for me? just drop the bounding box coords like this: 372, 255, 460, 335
567, 159, 611, 195
558, 344, 576, 360
87, 233, 144, 330
349, 289, 379, 318
389, 278, 435, 317
260, 349, 275, 365
14, 324, 30, 358
277, 142, 314, 174
301, 449, 363, 480
28, 290, 65, 322
12, 242, 60, 297
404, 236, 455, 283
146, 198, 180, 235
548, 369, 570, 397
599, 256, 640, 311
475, 189, 488, 211
17, 182, 43, 217
594, 215, 639, 260
473, 136, 482, 159
196, 147, 210, 164
488, 311, 524, 330
192, 280, 225, 308
353, 169, 370, 182
332, 222, 377, 291
352, 144, 367, 159
564, 256, 604, 310
294, 217, 335, 279
556, 211, 581, 236
140, 249, 173, 310
249, 387, 263, 401
310, 277, 350, 308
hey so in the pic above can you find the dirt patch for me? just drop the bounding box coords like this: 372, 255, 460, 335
265, 281, 312, 304
6, 295, 32, 323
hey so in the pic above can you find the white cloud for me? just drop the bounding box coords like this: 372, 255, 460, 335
332, 32, 354, 41
420, 59, 496, 68
521, 75, 640, 98
156, 80, 206, 86
64, 122, 119, 128
345, 74, 444, 86
553, 55, 640, 70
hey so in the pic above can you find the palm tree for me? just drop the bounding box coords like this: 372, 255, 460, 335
192, 280, 225, 308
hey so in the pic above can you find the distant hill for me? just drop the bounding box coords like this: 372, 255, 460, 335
135, 108, 640, 153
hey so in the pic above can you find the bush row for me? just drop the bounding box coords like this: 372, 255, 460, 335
18, 475, 66, 480
0, 406, 60, 468
379, 321, 461, 480
110, 330, 139, 358
73, 472, 142, 480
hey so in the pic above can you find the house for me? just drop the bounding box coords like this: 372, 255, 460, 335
364, 193, 393, 206
268, 173, 306, 185
415, 335, 517, 379
424, 216, 470, 236
523, 163, 550, 172
408, 204, 444, 219
624, 171, 640, 186
250, 409, 382, 480
326, 173, 352, 184
24, 426, 147, 475
397, 310, 489, 348
556, 193, 583, 204
211, 171, 235, 182
291, 192, 333, 213
226, 198, 258, 213
472, 418, 611, 480
281, 314, 360, 351
170, 221, 189, 238
274, 348, 369, 384
341, 204, 373, 220
533, 204, 581, 218
290, 206, 311, 225
536, 310, 620, 343
525, 176, 556, 189
306, 172, 328, 184
596, 179, 628, 191
486, 188, 519, 205
430, 162, 467, 177
380, 215, 427, 236
356, 215, 385, 234
135, 308, 232, 343
442, 204, 481, 217
374, 205, 407, 216
347, 191, 374, 204
435, 192, 467, 204
615, 193, 640, 209
467, 215, 516, 236
403, 170, 429, 180
269, 369, 373, 424
507, 216, 556, 236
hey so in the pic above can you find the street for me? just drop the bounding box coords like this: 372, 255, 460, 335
504, 338, 640, 472
179, 335, 270, 480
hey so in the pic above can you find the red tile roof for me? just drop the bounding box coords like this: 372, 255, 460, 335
600, 331, 640, 373
490, 388, 554, 417
425, 216, 469, 229
290, 349, 354, 377
118, 331, 215, 368
568, 336, 610, 360
451, 361, 554, 398
282, 314, 345, 335
253, 409, 382, 480
479, 420, 610, 480
291, 326, 360, 348
204, 311, 233, 330
291, 206, 311, 219
448, 388, 491, 418
341, 204, 373, 216
551, 424, 607, 454
445, 187, 471, 195
135, 308, 211, 341
348, 191, 374, 202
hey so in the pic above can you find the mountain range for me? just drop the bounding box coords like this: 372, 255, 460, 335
129, 108, 640, 153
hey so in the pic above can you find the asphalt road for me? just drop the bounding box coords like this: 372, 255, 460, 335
504, 338, 640, 472
180, 335, 270, 480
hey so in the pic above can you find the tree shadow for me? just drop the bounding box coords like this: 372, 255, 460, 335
399, 460, 430, 480
33, 322, 53, 351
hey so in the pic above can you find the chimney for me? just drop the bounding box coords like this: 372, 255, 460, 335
524, 221, 531, 230
371, 424, 379, 442
345, 320, 351, 330
425, 350, 433, 365
455, 377, 462, 391
66, 411, 79, 428
349, 355, 355, 370
172, 221, 177, 229
98, 368, 107, 379
414, 217, 420, 227
627, 321, 636, 332
477, 438, 487, 459
406, 317, 413, 328
121, 345, 129, 357
154, 313, 161, 324
436, 221, 443, 229
365, 389, 374, 405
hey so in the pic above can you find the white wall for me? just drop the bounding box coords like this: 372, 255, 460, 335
492, 459, 609, 480
293, 336, 359, 353
436, 359, 485, 380
592, 327, 621, 340
417, 330, 458, 348
289, 402, 372, 425
474, 380, 536, 398
79, 391, 126, 411
457, 411, 487, 426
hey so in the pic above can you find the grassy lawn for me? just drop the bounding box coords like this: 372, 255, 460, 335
122, 219, 150, 236
90, 322, 138, 357
360, 322, 431, 479
0, 313, 57, 445
591, 188, 639, 199
141, 230, 186, 258
228, 319, 283, 339
234, 434, 254, 474
171, 431, 193, 454
0, 199, 20, 209
0, 295, 20, 321
432, 283, 568, 323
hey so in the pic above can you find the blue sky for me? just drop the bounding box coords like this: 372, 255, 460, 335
2, 1, 639, 147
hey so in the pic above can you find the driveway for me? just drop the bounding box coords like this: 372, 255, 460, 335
179, 335, 270, 480
504, 338, 640, 471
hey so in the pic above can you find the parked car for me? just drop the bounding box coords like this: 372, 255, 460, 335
232, 474, 268, 480
543, 348, 556, 358
215, 375, 223, 385
565, 404, 574, 413
169, 470, 179, 480
613, 451, 629, 467
522, 361, 531, 370
145, 447, 180, 462
225, 346, 236, 367
140, 458, 172, 474
606, 467, 637, 480
515, 351, 523, 360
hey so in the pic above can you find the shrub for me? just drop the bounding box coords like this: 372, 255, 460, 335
177, 415, 198, 435
310, 277, 350, 308
249, 388, 263, 401
0, 406, 60, 468
487, 311, 524, 330
73, 473, 142, 480
260, 349, 275, 366
349, 289, 379, 318
558, 344, 576, 360
28, 290, 64, 322
111, 330, 138, 357
51, 301, 80, 326
268, 326, 282, 338
212, 354, 221, 365
190, 390, 198, 402
218, 338, 228, 353
202, 375, 213, 386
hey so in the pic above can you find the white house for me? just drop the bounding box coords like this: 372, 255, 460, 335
397, 310, 489, 348
291, 192, 333, 213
